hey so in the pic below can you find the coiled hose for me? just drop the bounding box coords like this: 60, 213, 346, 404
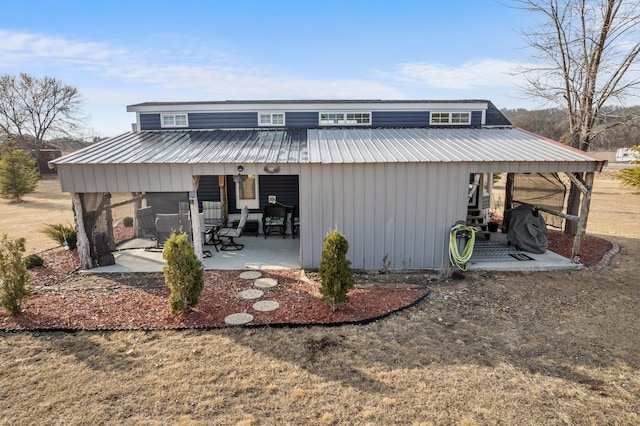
449, 222, 476, 271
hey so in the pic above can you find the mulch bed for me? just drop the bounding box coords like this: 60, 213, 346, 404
0, 230, 615, 331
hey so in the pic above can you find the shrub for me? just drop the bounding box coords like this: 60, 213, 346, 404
0, 234, 33, 314
163, 231, 204, 314
318, 228, 354, 311
41, 223, 77, 250
24, 253, 44, 269
122, 216, 134, 227
617, 166, 640, 189
0, 145, 40, 201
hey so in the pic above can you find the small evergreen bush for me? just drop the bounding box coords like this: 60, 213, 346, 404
41, 223, 77, 250
0, 145, 40, 201
0, 234, 33, 314
318, 227, 354, 311
122, 216, 134, 227
162, 231, 204, 314
24, 253, 44, 269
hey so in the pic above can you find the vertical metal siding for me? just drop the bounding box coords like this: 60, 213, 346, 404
372, 111, 429, 127
299, 162, 472, 270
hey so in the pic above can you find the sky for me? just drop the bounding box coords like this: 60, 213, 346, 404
2, 0, 560, 138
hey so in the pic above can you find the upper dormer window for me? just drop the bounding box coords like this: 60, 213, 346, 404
430, 112, 471, 125
320, 112, 371, 126
161, 114, 188, 128
258, 113, 285, 126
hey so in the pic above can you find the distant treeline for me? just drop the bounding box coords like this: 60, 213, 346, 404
502, 106, 640, 151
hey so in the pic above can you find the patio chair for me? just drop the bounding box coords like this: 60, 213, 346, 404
291, 205, 299, 239
262, 204, 287, 239
217, 207, 248, 251
155, 213, 189, 245
135, 206, 157, 239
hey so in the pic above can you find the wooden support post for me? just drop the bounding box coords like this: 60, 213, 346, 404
190, 176, 204, 261
133, 193, 142, 237
104, 193, 115, 250
571, 172, 595, 263
503, 173, 515, 232
71, 193, 92, 270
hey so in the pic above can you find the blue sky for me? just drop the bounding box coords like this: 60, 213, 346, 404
3, 0, 547, 138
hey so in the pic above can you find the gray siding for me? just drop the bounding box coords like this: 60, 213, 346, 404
299, 162, 471, 270
372, 111, 429, 127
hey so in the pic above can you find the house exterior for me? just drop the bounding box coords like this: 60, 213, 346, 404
50, 100, 605, 270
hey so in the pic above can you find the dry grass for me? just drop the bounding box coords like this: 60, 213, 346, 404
0, 175, 74, 254
1, 170, 639, 424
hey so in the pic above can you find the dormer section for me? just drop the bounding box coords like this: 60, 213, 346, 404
127, 100, 507, 131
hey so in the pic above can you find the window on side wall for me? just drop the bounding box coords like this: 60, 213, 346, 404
161, 114, 188, 128
236, 175, 259, 209
430, 112, 471, 125
319, 112, 371, 126
258, 113, 285, 126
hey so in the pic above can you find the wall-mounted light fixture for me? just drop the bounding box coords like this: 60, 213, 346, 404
233, 165, 246, 183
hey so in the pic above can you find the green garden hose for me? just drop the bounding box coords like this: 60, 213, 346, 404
449, 223, 476, 271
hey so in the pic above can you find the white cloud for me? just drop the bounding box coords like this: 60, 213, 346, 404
388, 59, 528, 89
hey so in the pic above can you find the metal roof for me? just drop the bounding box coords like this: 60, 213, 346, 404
51, 127, 603, 166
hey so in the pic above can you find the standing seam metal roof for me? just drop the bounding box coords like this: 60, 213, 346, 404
51, 127, 601, 166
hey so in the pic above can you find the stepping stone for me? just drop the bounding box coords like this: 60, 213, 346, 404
253, 300, 280, 312
239, 289, 264, 300
224, 313, 254, 325
239, 271, 262, 280
254, 277, 278, 288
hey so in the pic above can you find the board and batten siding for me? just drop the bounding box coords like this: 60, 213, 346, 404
298, 162, 471, 270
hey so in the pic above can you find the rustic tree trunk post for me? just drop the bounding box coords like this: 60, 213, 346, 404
104, 193, 115, 250
133, 192, 142, 237
503, 173, 515, 232
571, 172, 595, 263
190, 176, 204, 261
71, 192, 92, 270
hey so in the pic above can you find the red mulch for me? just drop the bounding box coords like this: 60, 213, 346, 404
0, 230, 615, 331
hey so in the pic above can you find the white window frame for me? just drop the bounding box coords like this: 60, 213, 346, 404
319, 112, 371, 126
161, 113, 189, 128
430, 111, 471, 125
235, 175, 259, 210
258, 112, 285, 126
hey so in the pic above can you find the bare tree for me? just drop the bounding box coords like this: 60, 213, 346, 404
515, 0, 640, 233
0, 73, 84, 172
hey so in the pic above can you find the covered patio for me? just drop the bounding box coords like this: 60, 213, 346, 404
80, 231, 577, 273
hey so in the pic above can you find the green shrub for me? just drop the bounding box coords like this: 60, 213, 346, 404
122, 216, 134, 227
617, 166, 640, 189
318, 228, 354, 311
41, 223, 77, 250
24, 253, 44, 269
163, 231, 204, 314
0, 234, 33, 314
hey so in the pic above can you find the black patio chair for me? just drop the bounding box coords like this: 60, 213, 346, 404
217, 207, 248, 251
262, 204, 287, 239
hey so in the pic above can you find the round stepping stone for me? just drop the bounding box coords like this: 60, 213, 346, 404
254, 277, 278, 288
239, 271, 262, 280
253, 300, 280, 312
224, 313, 254, 325
239, 289, 264, 300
